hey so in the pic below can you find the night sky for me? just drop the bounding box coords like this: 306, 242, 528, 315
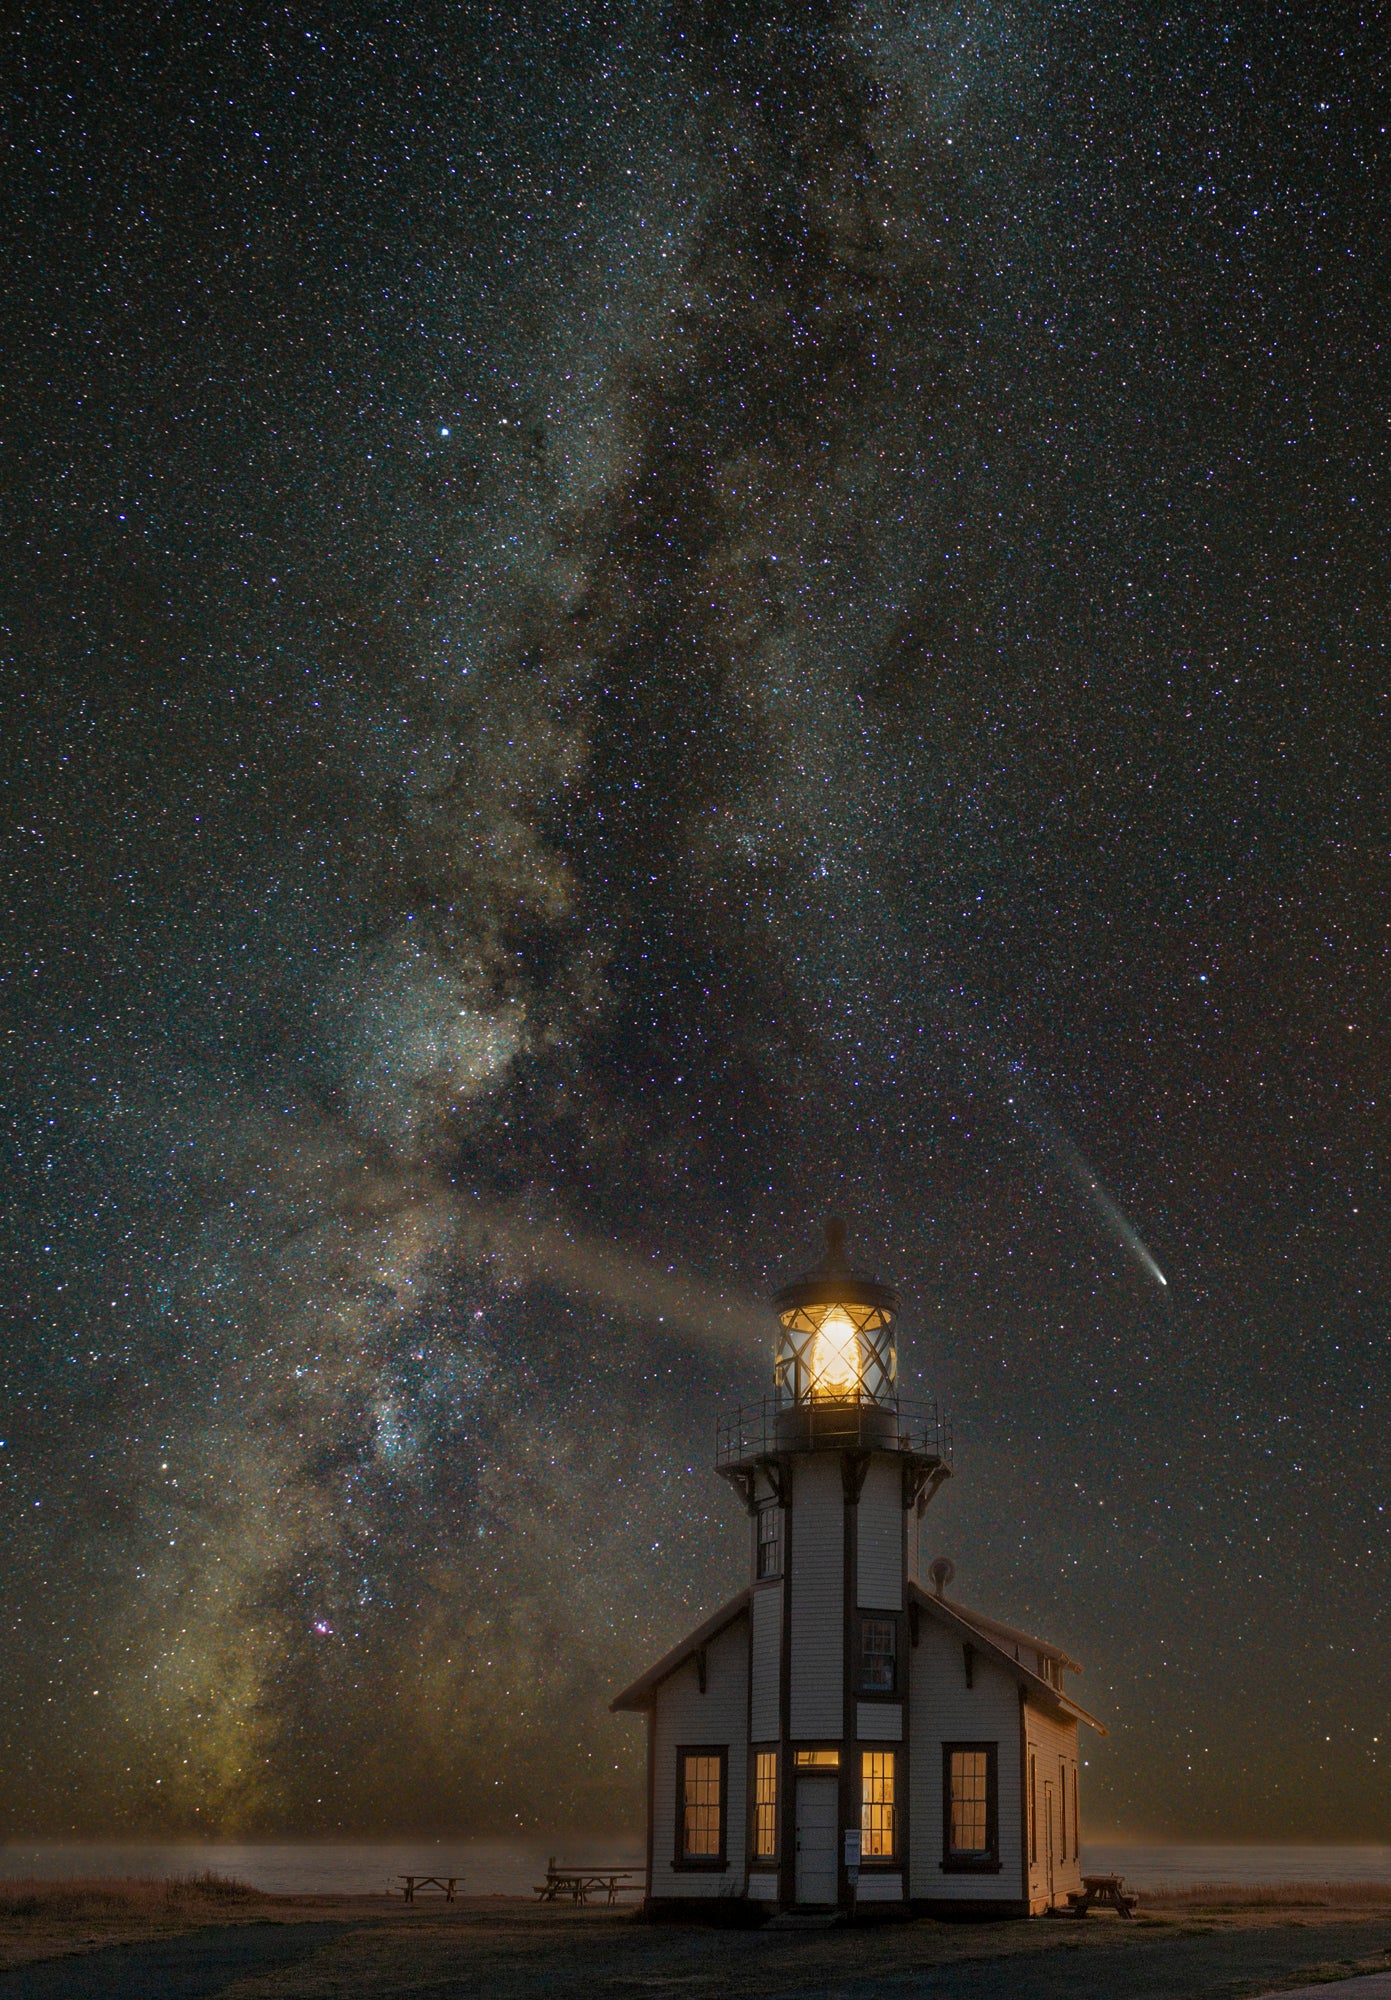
3, 1, 1388, 1845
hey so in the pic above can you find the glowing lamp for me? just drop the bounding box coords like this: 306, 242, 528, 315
809, 1306, 861, 1398
773, 1217, 898, 1429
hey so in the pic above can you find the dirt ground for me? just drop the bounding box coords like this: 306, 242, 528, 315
5, 1897, 1391, 1999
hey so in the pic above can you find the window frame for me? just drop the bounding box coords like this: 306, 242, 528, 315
941, 1741, 1001, 1873
793, 1746, 841, 1770
755, 1504, 783, 1581
750, 1747, 778, 1862
857, 1614, 898, 1696
674, 1744, 729, 1871
860, 1748, 898, 1862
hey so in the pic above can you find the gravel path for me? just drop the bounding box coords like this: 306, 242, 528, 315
1265, 1980, 1391, 2000
2, 1911, 1389, 1999
811, 1925, 1391, 2000
0, 1923, 350, 1999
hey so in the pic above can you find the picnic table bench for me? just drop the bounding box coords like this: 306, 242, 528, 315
394, 1874, 459, 1903
1065, 1873, 1137, 1917
533, 1859, 645, 1906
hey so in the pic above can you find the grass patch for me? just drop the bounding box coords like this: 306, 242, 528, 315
0, 1872, 268, 1920
1144, 1882, 1391, 1911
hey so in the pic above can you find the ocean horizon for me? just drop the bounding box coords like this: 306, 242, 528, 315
1, 1840, 1388, 1897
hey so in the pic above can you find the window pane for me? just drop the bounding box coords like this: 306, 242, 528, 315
861, 1617, 896, 1692
949, 1749, 989, 1853
793, 1747, 840, 1769
682, 1754, 722, 1857
753, 1750, 778, 1858
756, 1508, 783, 1579
861, 1750, 896, 1858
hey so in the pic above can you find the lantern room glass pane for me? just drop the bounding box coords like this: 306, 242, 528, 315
775, 1301, 896, 1408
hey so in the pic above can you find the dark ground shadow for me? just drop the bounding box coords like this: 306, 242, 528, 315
3, 1915, 1390, 1999
827, 1923, 1391, 2000
0, 1922, 350, 1999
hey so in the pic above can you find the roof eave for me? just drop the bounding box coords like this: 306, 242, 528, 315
610, 1588, 751, 1713
909, 1582, 1108, 1736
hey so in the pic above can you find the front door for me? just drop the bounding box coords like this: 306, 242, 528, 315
1043, 1782, 1056, 1908
794, 1775, 839, 1906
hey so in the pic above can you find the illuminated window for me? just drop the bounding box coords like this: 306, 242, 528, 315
861, 1751, 896, 1858
860, 1617, 896, 1693
756, 1507, 783, 1580
679, 1750, 724, 1861
753, 1750, 778, 1859
944, 1743, 997, 1865
793, 1747, 840, 1769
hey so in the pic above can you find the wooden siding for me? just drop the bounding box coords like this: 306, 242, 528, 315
857, 1700, 903, 1741
908, 1620, 1022, 1902
855, 1871, 904, 1902
856, 1459, 903, 1609
789, 1454, 843, 1738
749, 1581, 782, 1741
649, 1613, 750, 1901
1023, 1700, 1083, 1913
906, 1511, 924, 1590
747, 1871, 778, 1900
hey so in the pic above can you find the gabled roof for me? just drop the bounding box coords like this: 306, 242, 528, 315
610, 1589, 751, 1713
940, 1600, 1082, 1672
910, 1583, 1108, 1736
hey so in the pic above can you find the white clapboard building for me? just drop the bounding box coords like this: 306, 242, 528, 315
612, 1221, 1105, 1918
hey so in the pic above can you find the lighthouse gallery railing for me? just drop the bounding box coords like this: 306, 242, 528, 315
715, 1395, 952, 1469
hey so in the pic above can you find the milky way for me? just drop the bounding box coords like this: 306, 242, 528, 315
3, 2, 1388, 1841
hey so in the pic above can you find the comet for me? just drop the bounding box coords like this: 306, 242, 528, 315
930, 986, 1170, 1292
1013, 1083, 1170, 1289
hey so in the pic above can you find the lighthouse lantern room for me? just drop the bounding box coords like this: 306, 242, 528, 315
612, 1221, 1105, 1918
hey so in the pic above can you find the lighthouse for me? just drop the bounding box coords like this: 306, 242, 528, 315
612, 1221, 1105, 1917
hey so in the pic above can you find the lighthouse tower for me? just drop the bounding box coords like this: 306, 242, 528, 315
613, 1221, 1103, 1918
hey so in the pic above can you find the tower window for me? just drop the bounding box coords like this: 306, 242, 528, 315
677, 1747, 726, 1865
861, 1750, 897, 1858
753, 1749, 778, 1859
942, 1743, 999, 1870
859, 1616, 897, 1693
756, 1506, 783, 1580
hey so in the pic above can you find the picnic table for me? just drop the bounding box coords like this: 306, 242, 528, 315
1065, 1873, 1137, 1918
394, 1874, 459, 1903
533, 1858, 646, 1906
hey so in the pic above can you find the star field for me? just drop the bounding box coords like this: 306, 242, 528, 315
1, 0, 1388, 1841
